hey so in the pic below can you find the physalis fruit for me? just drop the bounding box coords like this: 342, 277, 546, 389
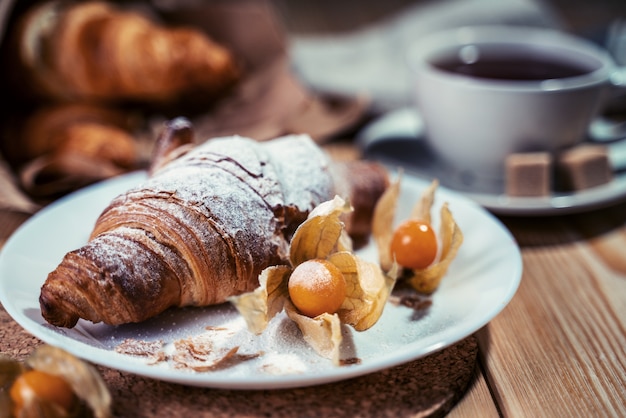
10, 369, 77, 416
229, 196, 395, 365
0, 345, 111, 418
373, 177, 463, 294
390, 219, 438, 270
288, 259, 347, 318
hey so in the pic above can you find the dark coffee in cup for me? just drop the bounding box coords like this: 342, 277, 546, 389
431, 46, 597, 81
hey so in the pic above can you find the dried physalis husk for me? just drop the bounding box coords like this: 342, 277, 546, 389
229, 265, 291, 335
0, 355, 24, 418
408, 202, 463, 293
410, 177, 438, 223
27, 346, 111, 418
288, 195, 353, 266
372, 175, 402, 274
284, 300, 343, 365
0, 345, 112, 418
330, 251, 395, 331
373, 177, 463, 294
230, 195, 394, 365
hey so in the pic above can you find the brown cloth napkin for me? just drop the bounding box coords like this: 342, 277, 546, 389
153, 0, 370, 142
0, 156, 39, 214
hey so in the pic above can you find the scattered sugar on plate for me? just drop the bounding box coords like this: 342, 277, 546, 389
259, 353, 308, 375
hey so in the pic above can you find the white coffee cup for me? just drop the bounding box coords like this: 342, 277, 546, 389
407, 25, 624, 186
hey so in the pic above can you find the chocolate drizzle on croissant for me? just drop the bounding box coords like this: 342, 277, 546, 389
40, 121, 388, 328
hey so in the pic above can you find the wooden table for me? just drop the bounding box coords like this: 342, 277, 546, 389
458, 203, 626, 417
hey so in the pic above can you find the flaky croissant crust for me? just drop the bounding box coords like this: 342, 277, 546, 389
40, 129, 338, 327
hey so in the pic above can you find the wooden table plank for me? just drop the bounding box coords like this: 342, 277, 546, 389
479, 211, 626, 417
448, 362, 501, 417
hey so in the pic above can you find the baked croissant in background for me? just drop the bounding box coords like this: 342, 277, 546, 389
39, 119, 389, 328
0, 0, 241, 200
5, 0, 239, 105
0, 103, 143, 200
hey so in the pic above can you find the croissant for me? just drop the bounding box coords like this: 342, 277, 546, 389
0, 103, 142, 200
39, 119, 389, 328
6, 0, 239, 104
4, 103, 138, 166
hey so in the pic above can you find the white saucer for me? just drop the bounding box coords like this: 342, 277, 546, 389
357, 108, 626, 216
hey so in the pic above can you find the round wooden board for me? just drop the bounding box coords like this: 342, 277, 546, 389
1, 304, 477, 417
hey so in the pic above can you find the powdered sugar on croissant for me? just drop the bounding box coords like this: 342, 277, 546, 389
39, 120, 388, 328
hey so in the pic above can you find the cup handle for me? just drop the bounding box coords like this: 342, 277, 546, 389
598, 66, 626, 170
608, 66, 626, 103
588, 66, 626, 142
608, 137, 626, 171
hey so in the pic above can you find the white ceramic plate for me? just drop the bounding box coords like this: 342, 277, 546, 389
358, 108, 626, 216
0, 171, 521, 389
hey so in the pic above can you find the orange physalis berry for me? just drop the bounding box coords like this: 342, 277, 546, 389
10, 369, 77, 416
390, 219, 438, 270
288, 259, 347, 318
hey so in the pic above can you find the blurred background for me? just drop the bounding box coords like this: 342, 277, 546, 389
0, 0, 625, 207
271, 0, 626, 111
272, 0, 626, 37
